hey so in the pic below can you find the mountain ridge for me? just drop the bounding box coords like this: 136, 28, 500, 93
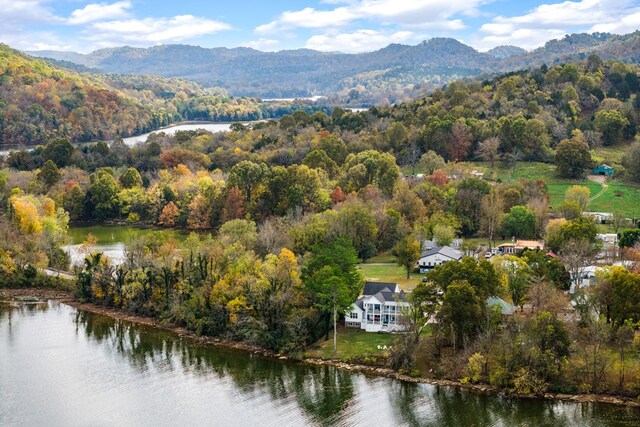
25, 31, 640, 102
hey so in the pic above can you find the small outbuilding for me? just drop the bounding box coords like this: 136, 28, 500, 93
593, 164, 614, 176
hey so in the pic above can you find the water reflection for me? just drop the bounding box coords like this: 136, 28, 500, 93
1, 301, 639, 427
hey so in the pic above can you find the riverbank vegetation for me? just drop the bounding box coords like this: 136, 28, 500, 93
0, 54, 640, 398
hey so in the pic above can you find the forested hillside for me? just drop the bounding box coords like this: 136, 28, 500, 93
0, 45, 320, 146
371, 55, 639, 168
28, 32, 640, 105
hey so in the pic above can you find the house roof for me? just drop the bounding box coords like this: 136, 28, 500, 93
420, 246, 463, 260
367, 290, 407, 303
354, 297, 364, 311
363, 282, 397, 296
499, 240, 544, 249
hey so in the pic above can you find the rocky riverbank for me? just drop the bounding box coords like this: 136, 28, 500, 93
2, 288, 639, 408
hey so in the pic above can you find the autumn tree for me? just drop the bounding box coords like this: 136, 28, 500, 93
392, 235, 421, 279
447, 121, 471, 161
222, 186, 246, 222
330, 186, 346, 205
158, 201, 180, 227
564, 185, 590, 212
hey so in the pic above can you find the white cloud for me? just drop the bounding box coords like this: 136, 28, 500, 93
475, 0, 640, 50
241, 38, 280, 51
0, 0, 61, 24
256, 0, 482, 34
590, 10, 640, 33
256, 7, 356, 34
305, 29, 415, 53
87, 15, 231, 45
68, 1, 132, 25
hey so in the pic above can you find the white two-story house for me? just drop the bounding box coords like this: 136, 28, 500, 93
345, 282, 409, 332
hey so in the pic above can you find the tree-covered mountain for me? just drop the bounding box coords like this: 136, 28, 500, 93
0, 44, 321, 145
27, 32, 640, 103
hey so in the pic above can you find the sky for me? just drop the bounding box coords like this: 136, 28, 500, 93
2, 0, 639, 54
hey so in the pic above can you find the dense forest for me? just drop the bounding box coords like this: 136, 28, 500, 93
0, 45, 321, 145
3, 54, 640, 397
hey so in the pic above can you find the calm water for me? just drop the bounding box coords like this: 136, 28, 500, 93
0, 122, 249, 156
65, 225, 187, 266
121, 122, 246, 146
1, 301, 639, 427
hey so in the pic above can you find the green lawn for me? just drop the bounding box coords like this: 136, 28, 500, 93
365, 252, 396, 263
357, 263, 421, 290
473, 162, 640, 217
307, 326, 394, 360
588, 181, 640, 218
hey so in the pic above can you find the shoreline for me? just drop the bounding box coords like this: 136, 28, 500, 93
2, 288, 639, 408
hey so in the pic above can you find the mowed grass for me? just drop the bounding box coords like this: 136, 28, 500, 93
307, 326, 394, 360
357, 263, 421, 290
474, 162, 640, 217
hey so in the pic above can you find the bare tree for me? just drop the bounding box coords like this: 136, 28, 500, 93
611, 209, 630, 234
561, 239, 598, 292
527, 275, 568, 315
478, 137, 500, 169
480, 191, 504, 247
527, 196, 549, 237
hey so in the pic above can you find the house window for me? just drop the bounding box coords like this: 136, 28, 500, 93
350, 312, 358, 319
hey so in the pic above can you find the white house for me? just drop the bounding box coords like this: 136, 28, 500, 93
345, 282, 410, 332
570, 265, 601, 294
417, 246, 463, 273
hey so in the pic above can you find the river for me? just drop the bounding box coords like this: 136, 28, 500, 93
0, 122, 247, 156
1, 300, 638, 426
64, 225, 187, 266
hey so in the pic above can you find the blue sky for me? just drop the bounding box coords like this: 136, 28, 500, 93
2, 0, 639, 53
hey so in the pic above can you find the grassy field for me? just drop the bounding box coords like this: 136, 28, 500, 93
473, 162, 640, 217
307, 326, 394, 360
357, 263, 421, 290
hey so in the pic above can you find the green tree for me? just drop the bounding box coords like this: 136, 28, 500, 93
594, 109, 629, 146
392, 236, 421, 279
420, 150, 446, 174
494, 255, 531, 310
428, 257, 499, 301
37, 160, 61, 189
500, 206, 537, 239
227, 160, 268, 203
43, 138, 74, 167
526, 311, 570, 381
437, 280, 484, 350
341, 150, 400, 196
88, 169, 120, 220
622, 142, 640, 183
302, 237, 364, 351
564, 185, 590, 211
619, 229, 640, 248
119, 167, 143, 189
555, 130, 592, 178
